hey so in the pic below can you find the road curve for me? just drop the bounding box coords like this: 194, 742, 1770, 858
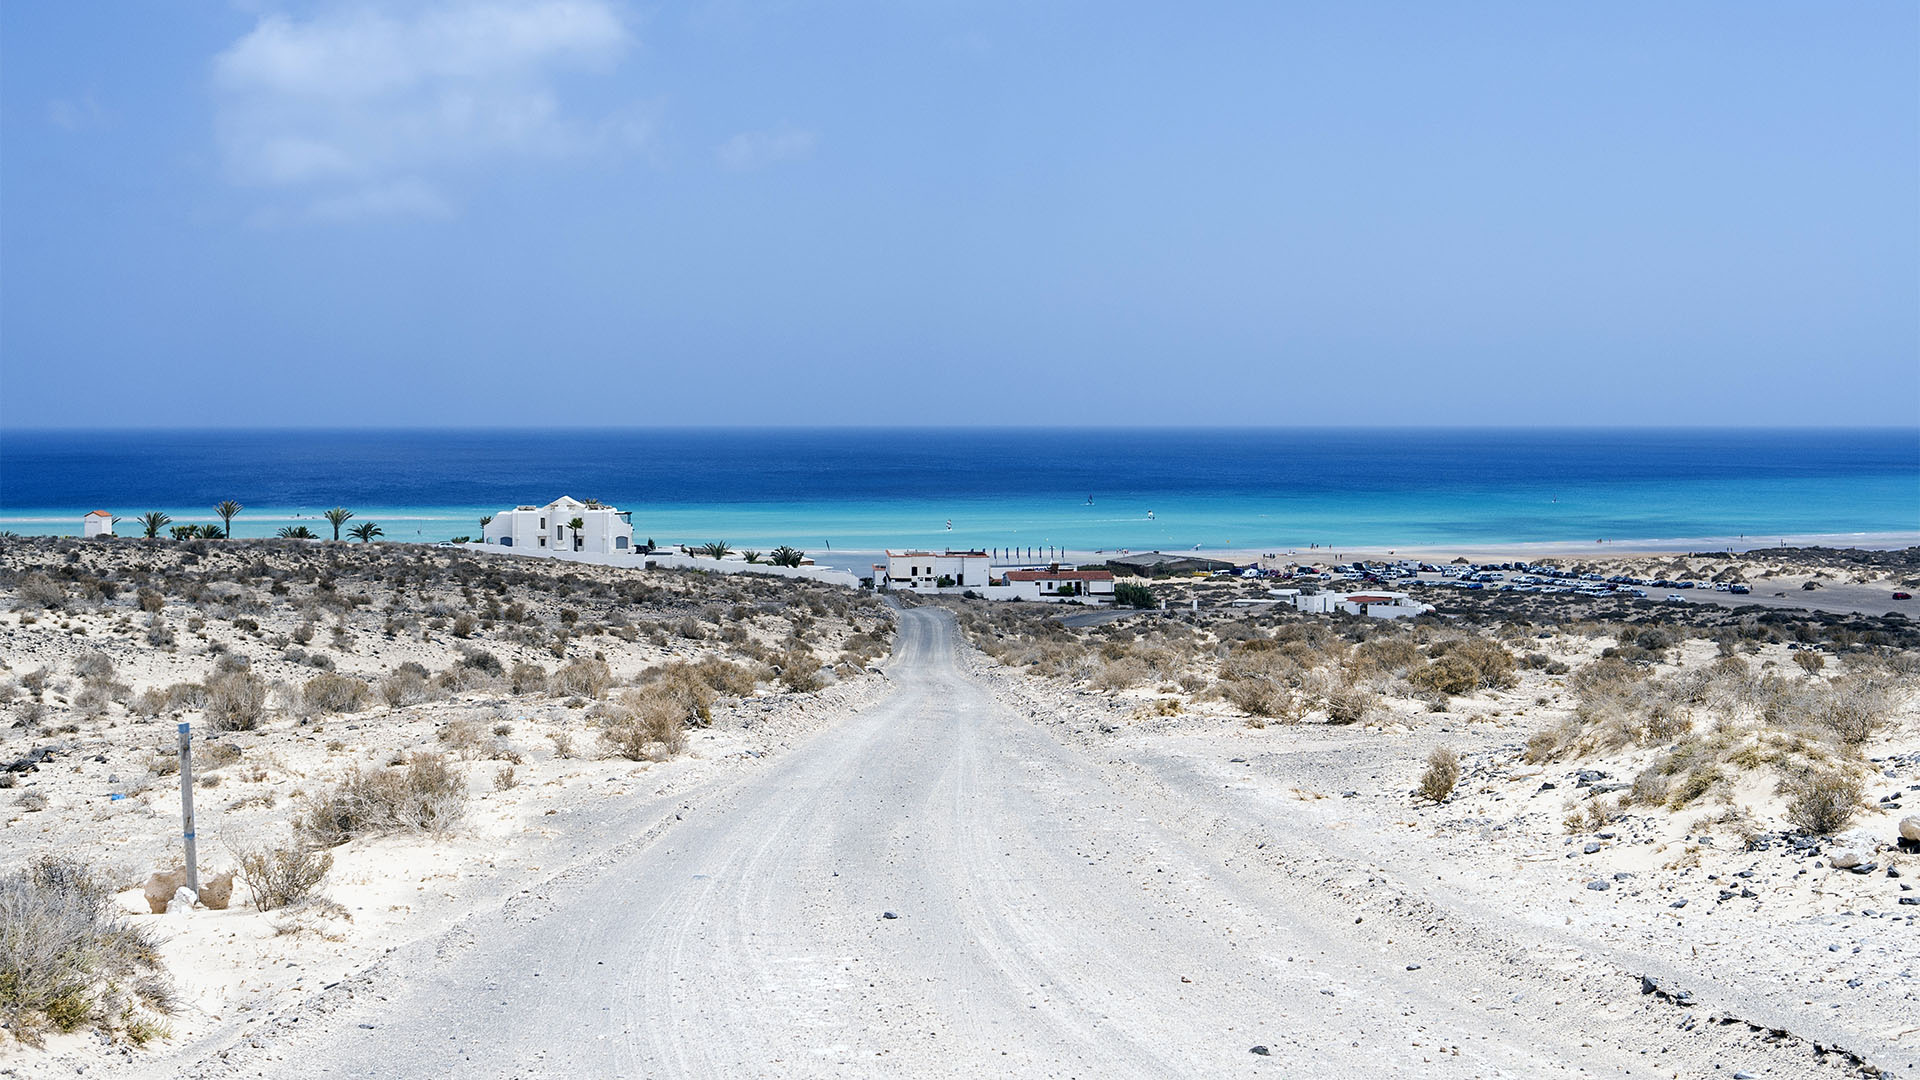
221, 608, 1822, 1078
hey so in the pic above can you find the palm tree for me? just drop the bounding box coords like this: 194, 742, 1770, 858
769, 546, 805, 567
566, 516, 585, 551
480, 514, 493, 535
214, 501, 242, 539
277, 525, 318, 539
696, 540, 732, 560
324, 507, 354, 541
169, 524, 198, 540
139, 512, 172, 539
348, 522, 383, 544
742, 550, 763, 563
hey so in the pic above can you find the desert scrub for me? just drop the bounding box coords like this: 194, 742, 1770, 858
203, 669, 269, 731
233, 839, 333, 912
1418, 746, 1461, 802
1411, 637, 1519, 695
599, 698, 689, 762
0, 857, 171, 1047
297, 752, 467, 847
301, 672, 371, 714
550, 657, 612, 698
1781, 767, 1865, 835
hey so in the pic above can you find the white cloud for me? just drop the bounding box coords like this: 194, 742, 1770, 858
716, 127, 816, 171
214, 0, 637, 219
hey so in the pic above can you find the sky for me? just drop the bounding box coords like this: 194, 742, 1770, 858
1, 1, 1915, 429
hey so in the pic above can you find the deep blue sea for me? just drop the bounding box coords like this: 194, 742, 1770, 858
2, 429, 1915, 564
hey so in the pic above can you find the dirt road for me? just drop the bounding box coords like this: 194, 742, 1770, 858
184, 609, 1872, 1078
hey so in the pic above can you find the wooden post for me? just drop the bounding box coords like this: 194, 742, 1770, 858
177, 722, 199, 896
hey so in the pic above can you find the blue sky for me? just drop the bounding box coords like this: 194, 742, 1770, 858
2, 2, 1915, 428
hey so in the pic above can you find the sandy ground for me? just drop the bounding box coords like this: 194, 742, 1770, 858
3, 540, 1916, 1077
43, 610, 1904, 1079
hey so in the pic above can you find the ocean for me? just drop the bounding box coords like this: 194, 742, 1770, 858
2, 428, 1915, 565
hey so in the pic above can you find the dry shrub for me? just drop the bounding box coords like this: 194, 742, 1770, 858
1093, 657, 1151, 693
1782, 767, 1865, 835
1348, 636, 1422, 681
1322, 685, 1376, 726
600, 698, 688, 761
233, 839, 333, 912
1412, 638, 1518, 696
437, 717, 489, 760
777, 649, 824, 693
1419, 746, 1461, 802
551, 657, 612, 699
296, 752, 467, 847
378, 662, 433, 707
1219, 645, 1309, 720
301, 672, 370, 714
1806, 677, 1893, 748
0, 857, 168, 1046
509, 662, 548, 695
204, 670, 268, 731
72, 651, 114, 682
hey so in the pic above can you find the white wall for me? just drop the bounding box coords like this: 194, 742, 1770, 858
458, 543, 859, 588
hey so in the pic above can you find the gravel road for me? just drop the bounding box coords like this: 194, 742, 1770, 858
195, 609, 1869, 1078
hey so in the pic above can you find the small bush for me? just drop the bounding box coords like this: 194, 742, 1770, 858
0, 857, 168, 1046
1782, 768, 1865, 835
509, 662, 548, 695
72, 651, 115, 682
297, 753, 467, 847
1323, 685, 1375, 726
1418, 746, 1461, 802
204, 670, 268, 732
550, 658, 612, 699
301, 672, 371, 714
233, 840, 333, 912
600, 699, 688, 762
378, 664, 432, 707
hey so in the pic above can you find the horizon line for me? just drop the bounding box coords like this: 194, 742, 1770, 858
5, 423, 1918, 435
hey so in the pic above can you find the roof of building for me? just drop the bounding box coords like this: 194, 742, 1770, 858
886, 550, 988, 558
85, 510, 112, 517
1005, 569, 1114, 582
1105, 551, 1233, 571
1343, 593, 1409, 603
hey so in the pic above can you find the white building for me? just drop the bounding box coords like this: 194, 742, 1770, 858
1000, 568, 1115, 604
1284, 590, 1431, 619
83, 510, 114, 538
481, 496, 633, 555
874, 550, 991, 592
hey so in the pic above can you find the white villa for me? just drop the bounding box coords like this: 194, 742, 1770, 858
1283, 589, 1432, 619
874, 550, 991, 591
82, 510, 114, 538
482, 496, 633, 555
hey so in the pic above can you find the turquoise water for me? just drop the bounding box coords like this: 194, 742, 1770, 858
3, 428, 1914, 562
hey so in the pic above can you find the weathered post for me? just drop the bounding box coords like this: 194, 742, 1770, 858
177, 722, 199, 895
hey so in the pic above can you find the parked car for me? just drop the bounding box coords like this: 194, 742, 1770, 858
1896, 592, 1914, 600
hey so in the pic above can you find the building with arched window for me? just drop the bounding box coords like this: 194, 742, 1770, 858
481, 497, 633, 555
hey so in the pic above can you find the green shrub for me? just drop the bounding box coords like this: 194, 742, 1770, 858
1114, 582, 1156, 609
